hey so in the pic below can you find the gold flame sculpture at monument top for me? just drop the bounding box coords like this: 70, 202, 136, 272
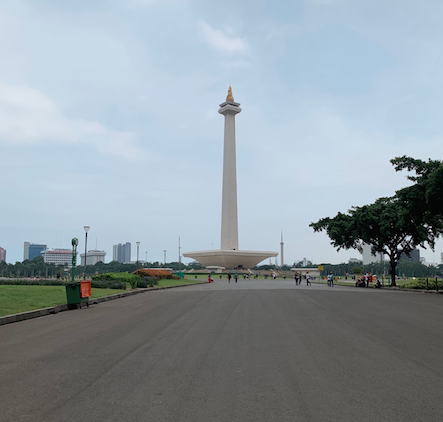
226, 85, 234, 102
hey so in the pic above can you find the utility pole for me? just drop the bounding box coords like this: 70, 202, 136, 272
280, 231, 284, 269
178, 237, 181, 272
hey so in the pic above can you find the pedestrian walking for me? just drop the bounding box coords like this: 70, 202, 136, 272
234, 273, 238, 283
228, 273, 231, 283
305, 272, 311, 286
294, 273, 297, 284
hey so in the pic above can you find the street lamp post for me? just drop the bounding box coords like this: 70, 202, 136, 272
136, 242, 140, 275
84, 226, 90, 280
178, 237, 181, 273
71, 238, 78, 282
163, 250, 167, 267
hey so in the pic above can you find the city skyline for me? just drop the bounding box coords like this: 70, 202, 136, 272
1, 1, 443, 266
0, 237, 439, 267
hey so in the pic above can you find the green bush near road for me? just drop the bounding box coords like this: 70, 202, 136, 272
399, 277, 443, 290
91, 272, 159, 289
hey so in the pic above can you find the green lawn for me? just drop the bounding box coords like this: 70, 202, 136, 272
0, 279, 209, 317
0, 285, 127, 317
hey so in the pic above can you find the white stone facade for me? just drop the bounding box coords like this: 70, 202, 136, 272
80, 250, 106, 266
219, 100, 241, 250
183, 88, 278, 269
41, 249, 75, 267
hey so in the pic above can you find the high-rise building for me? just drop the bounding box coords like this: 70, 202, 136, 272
41, 249, 75, 267
113, 243, 131, 263
24, 242, 47, 261
361, 243, 384, 264
0, 247, 6, 262
399, 249, 420, 263
80, 250, 106, 266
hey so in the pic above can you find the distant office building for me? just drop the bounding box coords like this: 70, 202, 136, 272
361, 243, 384, 265
41, 249, 75, 267
24, 242, 47, 261
0, 247, 6, 263
80, 250, 106, 266
399, 249, 420, 263
113, 243, 131, 263
349, 258, 363, 264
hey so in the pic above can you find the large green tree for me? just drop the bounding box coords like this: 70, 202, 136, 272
310, 195, 435, 286
391, 156, 443, 229
311, 156, 443, 287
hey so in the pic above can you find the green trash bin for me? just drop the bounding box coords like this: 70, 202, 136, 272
66, 281, 91, 309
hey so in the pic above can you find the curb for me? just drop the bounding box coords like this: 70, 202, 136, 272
379, 286, 443, 294
313, 281, 443, 294
0, 282, 208, 327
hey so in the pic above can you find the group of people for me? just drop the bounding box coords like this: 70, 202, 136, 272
355, 272, 381, 288
208, 270, 384, 289
294, 272, 312, 286
227, 273, 238, 283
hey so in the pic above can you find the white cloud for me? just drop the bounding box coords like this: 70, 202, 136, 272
199, 21, 248, 53
123, 0, 184, 9
0, 83, 147, 160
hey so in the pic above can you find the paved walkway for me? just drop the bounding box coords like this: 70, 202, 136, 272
1, 280, 442, 421
175, 278, 364, 291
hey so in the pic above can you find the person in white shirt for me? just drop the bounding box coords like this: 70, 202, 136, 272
305, 272, 311, 286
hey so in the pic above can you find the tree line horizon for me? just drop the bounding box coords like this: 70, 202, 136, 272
0, 255, 441, 279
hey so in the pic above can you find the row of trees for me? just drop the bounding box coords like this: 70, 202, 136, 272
311, 156, 443, 286
0, 256, 204, 278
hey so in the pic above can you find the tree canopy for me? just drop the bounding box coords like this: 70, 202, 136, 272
311, 156, 443, 286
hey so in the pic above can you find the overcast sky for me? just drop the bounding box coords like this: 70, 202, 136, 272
1, 0, 443, 266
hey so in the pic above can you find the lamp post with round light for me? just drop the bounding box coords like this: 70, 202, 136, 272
136, 242, 140, 275
84, 226, 90, 279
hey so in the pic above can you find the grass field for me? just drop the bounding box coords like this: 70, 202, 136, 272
0, 279, 208, 317
0, 285, 127, 317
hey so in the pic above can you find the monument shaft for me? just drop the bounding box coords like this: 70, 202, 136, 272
182, 87, 277, 269
219, 102, 241, 250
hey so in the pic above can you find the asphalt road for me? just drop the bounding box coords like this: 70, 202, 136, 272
1, 280, 443, 422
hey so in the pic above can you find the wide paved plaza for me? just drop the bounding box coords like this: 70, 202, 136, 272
1, 279, 442, 421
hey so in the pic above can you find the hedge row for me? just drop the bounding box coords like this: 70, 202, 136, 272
399, 277, 443, 290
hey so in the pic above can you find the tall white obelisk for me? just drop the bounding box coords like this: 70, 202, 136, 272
219, 86, 241, 250
183, 87, 278, 269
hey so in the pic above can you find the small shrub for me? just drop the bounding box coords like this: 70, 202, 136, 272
91, 272, 140, 289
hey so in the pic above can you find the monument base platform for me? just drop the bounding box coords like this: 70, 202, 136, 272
183, 249, 278, 270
